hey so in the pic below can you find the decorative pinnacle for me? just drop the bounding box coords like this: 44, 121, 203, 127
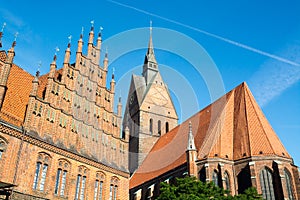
35, 61, 41, 78
150, 20, 152, 34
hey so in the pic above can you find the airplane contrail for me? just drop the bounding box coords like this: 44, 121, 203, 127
106, 0, 300, 67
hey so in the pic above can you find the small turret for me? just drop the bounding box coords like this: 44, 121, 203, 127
103, 51, 109, 71
0, 32, 17, 108
0, 22, 6, 48
49, 48, 59, 78
186, 121, 198, 177
64, 36, 71, 64
110, 68, 115, 93
31, 70, 40, 96
6, 33, 18, 64
97, 27, 103, 49
77, 27, 84, 53
117, 97, 122, 117
87, 20, 94, 58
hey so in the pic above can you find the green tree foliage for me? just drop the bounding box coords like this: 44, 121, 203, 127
156, 176, 263, 200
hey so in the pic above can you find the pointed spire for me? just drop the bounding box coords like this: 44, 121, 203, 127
0, 22, 6, 48
187, 121, 196, 151
144, 20, 157, 64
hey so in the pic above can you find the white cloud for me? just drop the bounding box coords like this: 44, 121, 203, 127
249, 44, 300, 107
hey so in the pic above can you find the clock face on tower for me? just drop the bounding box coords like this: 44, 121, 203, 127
150, 87, 168, 106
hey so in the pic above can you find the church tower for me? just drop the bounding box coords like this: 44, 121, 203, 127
124, 25, 178, 174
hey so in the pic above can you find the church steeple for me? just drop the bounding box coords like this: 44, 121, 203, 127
142, 21, 158, 85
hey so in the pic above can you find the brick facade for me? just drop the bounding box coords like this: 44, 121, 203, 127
0, 24, 129, 199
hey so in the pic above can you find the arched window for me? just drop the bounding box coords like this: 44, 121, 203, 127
75, 166, 88, 200
149, 119, 153, 135
224, 171, 230, 191
54, 159, 70, 196
260, 167, 275, 200
158, 120, 161, 135
212, 170, 219, 186
284, 169, 294, 200
33, 153, 51, 191
109, 177, 119, 200
0, 138, 8, 160
94, 172, 105, 200
165, 122, 169, 133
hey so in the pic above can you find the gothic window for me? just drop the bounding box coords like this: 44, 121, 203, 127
158, 120, 161, 135
146, 187, 151, 200
284, 169, 294, 200
149, 119, 153, 135
75, 166, 88, 200
0, 138, 7, 159
33, 153, 50, 191
67, 68, 74, 79
52, 83, 59, 95
224, 171, 230, 191
212, 170, 219, 186
54, 159, 70, 197
109, 177, 119, 200
260, 167, 275, 200
94, 172, 105, 200
165, 122, 169, 133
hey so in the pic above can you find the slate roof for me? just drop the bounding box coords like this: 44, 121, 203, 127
130, 82, 291, 189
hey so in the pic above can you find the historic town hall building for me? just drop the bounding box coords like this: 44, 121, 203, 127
0, 24, 129, 199
0, 22, 299, 200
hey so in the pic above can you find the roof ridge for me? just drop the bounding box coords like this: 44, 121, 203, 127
244, 84, 277, 156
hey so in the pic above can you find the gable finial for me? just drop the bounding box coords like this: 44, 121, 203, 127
90, 20, 94, 31
150, 20, 152, 35
68, 35, 72, 48
112, 66, 115, 79
12, 32, 18, 47
53, 46, 59, 61
36, 61, 41, 77
99, 26, 103, 37
80, 26, 84, 39
0, 22, 6, 48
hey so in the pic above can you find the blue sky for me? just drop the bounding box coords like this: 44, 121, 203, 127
0, 1, 299, 166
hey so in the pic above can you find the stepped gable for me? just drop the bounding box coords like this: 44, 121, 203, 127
0, 55, 34, 126
130, 82, 291, 189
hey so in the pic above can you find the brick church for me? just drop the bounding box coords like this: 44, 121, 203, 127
0, 22, 299, 200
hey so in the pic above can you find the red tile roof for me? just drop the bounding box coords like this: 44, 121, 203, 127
130, 82, 290, 189
0, 59, 34, 126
